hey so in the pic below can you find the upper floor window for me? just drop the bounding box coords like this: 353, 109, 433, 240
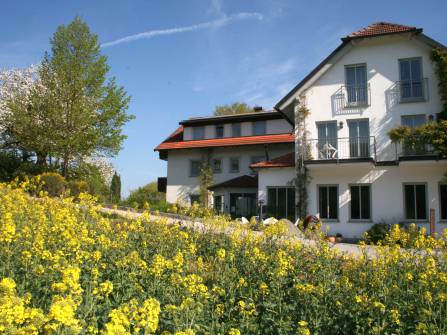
399, 58, 423, 100
232, 123, 241, 137
190, 160, 202, 177
211, 158, 222, 173
215, 125, 224, 138
345, 64, 367, 105
193, 126, 205, 140
253, 121, 266, 136
229, 157, 240, 173
401, 115, 427, 156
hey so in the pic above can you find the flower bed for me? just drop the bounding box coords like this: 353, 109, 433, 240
0, 182, 446, 334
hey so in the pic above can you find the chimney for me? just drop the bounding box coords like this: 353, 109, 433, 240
253, 106, 263, 112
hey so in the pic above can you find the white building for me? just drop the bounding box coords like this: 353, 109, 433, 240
155, 110, 294, 219
265, 22, 447, 237
156, 22, 447, 238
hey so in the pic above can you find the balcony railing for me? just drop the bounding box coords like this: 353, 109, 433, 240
396, 78, 429, 103
304, 136, 376, 162
395, 140, 437, 159
333, 84, 371, 110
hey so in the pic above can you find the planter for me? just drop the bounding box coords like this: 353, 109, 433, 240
327, 236, 336, 243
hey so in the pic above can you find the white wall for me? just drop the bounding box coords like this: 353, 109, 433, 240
307, 161, 447, 238
257, 167, 295, 203
300, 35, 441, 161
166, 143, 293, 205
182, 118, 292, 140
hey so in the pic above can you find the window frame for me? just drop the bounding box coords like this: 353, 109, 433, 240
344, 63, 368, 105
229, 157, 240, 173
252, 120, 266, 136
349, 183, 372, 222
232, 123, 241, 137
192, 126, 205, 140
215, 125, 224, 138
439, 183, 447, 221
266, 186, 295, 221
189, 159, 202, 177
211, 158, 222, 174
317, 184, 339, 221
398, 57, 424, 102
403, 182, 428, 221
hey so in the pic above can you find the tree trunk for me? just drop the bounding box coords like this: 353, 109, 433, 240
36, 152, 47, 166
62, 154, 70, 177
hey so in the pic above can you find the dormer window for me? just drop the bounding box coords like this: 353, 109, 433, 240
345, 64, 367, 105
232, 123, 241, 137
215, 125, 224, 138
193, 126, 205, 140
253, 121, 266, 136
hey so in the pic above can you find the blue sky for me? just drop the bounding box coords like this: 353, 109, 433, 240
1, 0, 446, 195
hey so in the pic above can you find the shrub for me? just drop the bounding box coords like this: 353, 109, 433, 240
38, 172, 66, 197
363, 223, 391, 244
67, 180, 90, 197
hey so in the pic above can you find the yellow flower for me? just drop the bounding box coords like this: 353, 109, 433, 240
390, 309, 400, 325
217, 248, 226, 260
48, 295, 79, 328
0, 278, 16, 295
228, 328, 241, 335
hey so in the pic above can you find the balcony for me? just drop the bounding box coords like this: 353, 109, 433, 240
304, 136, 376, 163
396, 78, 429, 103
395, 141, 439, 161
332, 84, 371, 112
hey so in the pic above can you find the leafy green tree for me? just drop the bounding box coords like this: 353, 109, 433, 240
432, 48, 447, 119
214, 102, 255, 116
110, 172, 121, 203
199, 163, 213, 207
124, 182, 166, 210
7, 16, 133, 176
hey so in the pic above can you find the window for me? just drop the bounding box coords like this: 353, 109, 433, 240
215, 125, 224, 138
229, 158, 239, 173
192, 126, 205, 140
345, 64, 367, 104
211, 158, 222, 173
317, 121, 338, 159
190, 194, 200, 205
350, 184, 371, 220
214, 195, 224, 214
190, 160, 201, 177
232, 123, 241, 137
404, 183, 427, 220
250, 156, 265, 164
318, 185, 338, 220
253, 121, 266, 135
348, 119, 370, 158
399, 58, 423, 100
440, 184, 447, 220
267, 187, 295, 221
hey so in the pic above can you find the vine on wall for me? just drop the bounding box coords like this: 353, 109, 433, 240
431, 48, 447, 119
294, 99, 311, 219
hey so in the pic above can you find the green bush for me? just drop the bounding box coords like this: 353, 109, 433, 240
67, 180, 90, 197
123, 182, 166, 210
39, 172, 66, 197
363, 223, 391, 244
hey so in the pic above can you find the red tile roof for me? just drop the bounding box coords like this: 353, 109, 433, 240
154, 131, 294, 151
208, 175, 258, 190
250, 152, 295, 169
346, 22, 418, 39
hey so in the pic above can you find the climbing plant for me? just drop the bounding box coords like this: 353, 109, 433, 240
199, 163, 213, 207
294, 99, 311, 219
431, 48, 447, 120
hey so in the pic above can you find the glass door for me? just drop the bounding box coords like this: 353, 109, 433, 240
345, 64, 367, 105
317, 122, 338, 159
348, 119, 370, 158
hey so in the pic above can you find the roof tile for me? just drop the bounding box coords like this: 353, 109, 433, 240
250, 152, 295, 168
348, 22, 417, 39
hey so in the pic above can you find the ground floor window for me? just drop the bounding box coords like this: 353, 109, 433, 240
267, 187, 295, 221
318, 185, 338, 220
404, 183, 427, 220
230, 193, 257, 218
214, 195, 224, 213
350, 184, 371, 220
440, 184, 447, 220
190, 194, 200, 205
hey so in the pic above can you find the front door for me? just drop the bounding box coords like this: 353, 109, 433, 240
348, 119, 370, 158
230, 193, 257, 218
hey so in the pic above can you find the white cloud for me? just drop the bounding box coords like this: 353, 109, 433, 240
101, 12, 263, 48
